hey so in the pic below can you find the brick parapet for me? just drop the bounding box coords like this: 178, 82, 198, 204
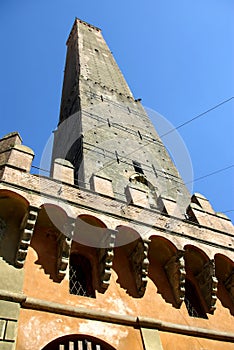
0, 164, 233, 260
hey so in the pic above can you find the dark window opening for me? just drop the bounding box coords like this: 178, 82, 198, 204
132, 160, 144, 174
184, 279, 207, 318
69, 253, 95, 298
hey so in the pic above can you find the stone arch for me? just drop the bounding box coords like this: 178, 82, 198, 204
113, 225, 149, 297
184, 245, 209, 273
74, 214, 107, 248
0, 189, 29, 265
184, 245, 217, 316
148, 235, 184, 307
71, 214, 114, 295
41, 334, 116, 350
30, 203, 70, 282
215, 254, 234, 315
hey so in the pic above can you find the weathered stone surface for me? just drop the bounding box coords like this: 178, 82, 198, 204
140, 328, 163, 350
90, 174, 114, 197
52, 158, 74, 185
0, 259, 24, 293
165, 250, 186, 306
125, 186, 149, 208
57, 219, 75, 278
98, 229, 117, 292
196, 260, 218, 313
0, 319, 6, 340
0, 342, 15, 350
15, 205, 39, 268
5, 320, 17, 341
0, 132, 22, 152
129, 239, 150, 297
0, 300, 20, 319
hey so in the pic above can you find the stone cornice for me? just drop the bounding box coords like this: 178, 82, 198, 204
0, 289, 234, 343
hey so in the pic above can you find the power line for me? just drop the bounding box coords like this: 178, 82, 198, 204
185, 164, 234, 185
160, 96, 234, 138
94, 96, 234, 176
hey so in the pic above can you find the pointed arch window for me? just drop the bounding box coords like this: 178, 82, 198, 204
69, 253, 95, 298
184, 279, 207, 318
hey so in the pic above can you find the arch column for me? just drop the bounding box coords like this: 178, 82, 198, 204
164, 250, 186, 306
129, 238, 150, 297
196, 259, 218, 313
98, 228, 117, 292
57, 217, 75, 279
15, 205, 40, 268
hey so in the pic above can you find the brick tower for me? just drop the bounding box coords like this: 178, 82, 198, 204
0, 18, 234, 350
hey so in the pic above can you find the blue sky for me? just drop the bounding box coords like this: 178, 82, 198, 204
0, 0, 233, 222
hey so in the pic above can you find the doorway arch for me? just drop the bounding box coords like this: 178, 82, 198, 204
42, 334, 116, 350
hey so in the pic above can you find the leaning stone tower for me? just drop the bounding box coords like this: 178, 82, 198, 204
0, 18, 233, 350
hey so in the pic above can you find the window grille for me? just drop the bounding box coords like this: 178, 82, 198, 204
43, 337, 114, 350
184, 279, 207, 318
69, 253, 95, 298
59, 339, 101, 350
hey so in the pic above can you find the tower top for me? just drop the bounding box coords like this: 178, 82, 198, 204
67, 18, 101, 45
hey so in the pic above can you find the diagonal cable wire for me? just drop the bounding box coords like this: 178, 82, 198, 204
185, 164, 234, 185
159, 97, 234, 138
95, 96, 234, 175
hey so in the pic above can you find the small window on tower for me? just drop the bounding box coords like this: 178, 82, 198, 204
132, 160, 144, 174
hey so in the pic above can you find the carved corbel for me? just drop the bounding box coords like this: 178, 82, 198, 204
98, 229, 117, 292
164, 250, 186, 306
57, 218, 75, 279
129, 239, 150, 297
196, 259, 218, 313
224, 270, 234, 302
15, 205, 39, 268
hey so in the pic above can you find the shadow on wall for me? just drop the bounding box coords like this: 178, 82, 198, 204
0, 190, 28, 266
30, 204, 67, 283
148, 236, 178, 308
215, 254, 234, 316
112, 226, 143, 298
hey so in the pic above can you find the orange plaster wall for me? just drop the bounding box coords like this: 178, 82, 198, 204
159, 331, 234, 350
16, 309, 144, 350
22, 244, 234, 337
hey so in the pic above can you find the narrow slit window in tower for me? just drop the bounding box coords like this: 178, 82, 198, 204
132, 160, 144, 174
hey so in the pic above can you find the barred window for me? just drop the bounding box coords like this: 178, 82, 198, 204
42, 335, 116, 350
184, 279, 207, 318
69, 253, 95, 298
